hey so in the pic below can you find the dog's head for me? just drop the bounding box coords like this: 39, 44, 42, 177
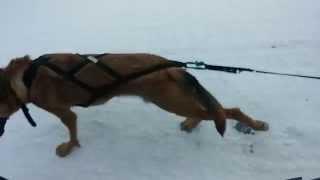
0, 55, 31, 116
0, 65, 24, 136
0, 69, 12, 136
0, 69, 15, 116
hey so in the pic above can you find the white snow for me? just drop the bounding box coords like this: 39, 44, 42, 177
0, 0, 320, 179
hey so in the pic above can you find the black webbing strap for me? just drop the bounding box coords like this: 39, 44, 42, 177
23, 55, 51, 89
0, 117, 8, 136
0, 105, 36, 131
23, 54, 114, 90
77, 54, 122, 80
84, 60, 184, 106
68, 57, 91, 75
21, 104, 37, 127
0, 175, 8, 180
23, 55, 185, 107
95, 61, 123, 80
43, 62, 95, 92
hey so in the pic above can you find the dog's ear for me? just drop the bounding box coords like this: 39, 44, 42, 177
21, 55, 31, 62
5, 55, 31, 75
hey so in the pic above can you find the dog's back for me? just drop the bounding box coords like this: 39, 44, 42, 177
44, 53, 169, 87
29, 53, 181, 106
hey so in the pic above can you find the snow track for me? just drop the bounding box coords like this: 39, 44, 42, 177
0, 0, 319, 179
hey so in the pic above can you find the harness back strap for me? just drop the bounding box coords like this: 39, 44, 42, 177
23, 54, 185, 107
23, 55, 95, 92
85, 60, 185, 106
78, 54, 123, 80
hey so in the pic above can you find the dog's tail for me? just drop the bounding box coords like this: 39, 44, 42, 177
170, 69, 226, 136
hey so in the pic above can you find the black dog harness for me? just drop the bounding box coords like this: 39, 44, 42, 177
6, 53, 185, 133
23, 53, 185, 107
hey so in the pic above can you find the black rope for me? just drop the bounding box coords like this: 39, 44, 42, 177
181, 61, 320, 80
254, 70, 320, 80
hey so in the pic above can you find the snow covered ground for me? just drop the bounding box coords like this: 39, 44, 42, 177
0, 0, 319, 179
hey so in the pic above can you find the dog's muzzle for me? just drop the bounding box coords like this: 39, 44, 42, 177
0, 117, 8, 137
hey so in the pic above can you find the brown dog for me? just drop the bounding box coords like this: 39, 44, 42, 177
0, 53, 268, 157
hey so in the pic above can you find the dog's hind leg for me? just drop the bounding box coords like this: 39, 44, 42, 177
47, 108, 80, 157
147, 71, 227, 136
149, 84, 227, 136
224, 108, 269, 131
171, 69, 269, 133
180, 118, 201, 133
179, 107, 269, 134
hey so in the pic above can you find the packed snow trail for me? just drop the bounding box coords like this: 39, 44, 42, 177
0, 0, 319, 179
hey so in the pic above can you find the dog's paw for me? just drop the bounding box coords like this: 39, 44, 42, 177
56, 141, 80, 157
180, 121, 194, 133
253, 120, 269, 131
180, 118, 201, 133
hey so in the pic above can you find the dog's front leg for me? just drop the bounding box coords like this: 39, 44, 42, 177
47, 108, 80, 157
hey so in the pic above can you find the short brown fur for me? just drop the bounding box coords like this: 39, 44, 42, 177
0, 53, 268, 157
